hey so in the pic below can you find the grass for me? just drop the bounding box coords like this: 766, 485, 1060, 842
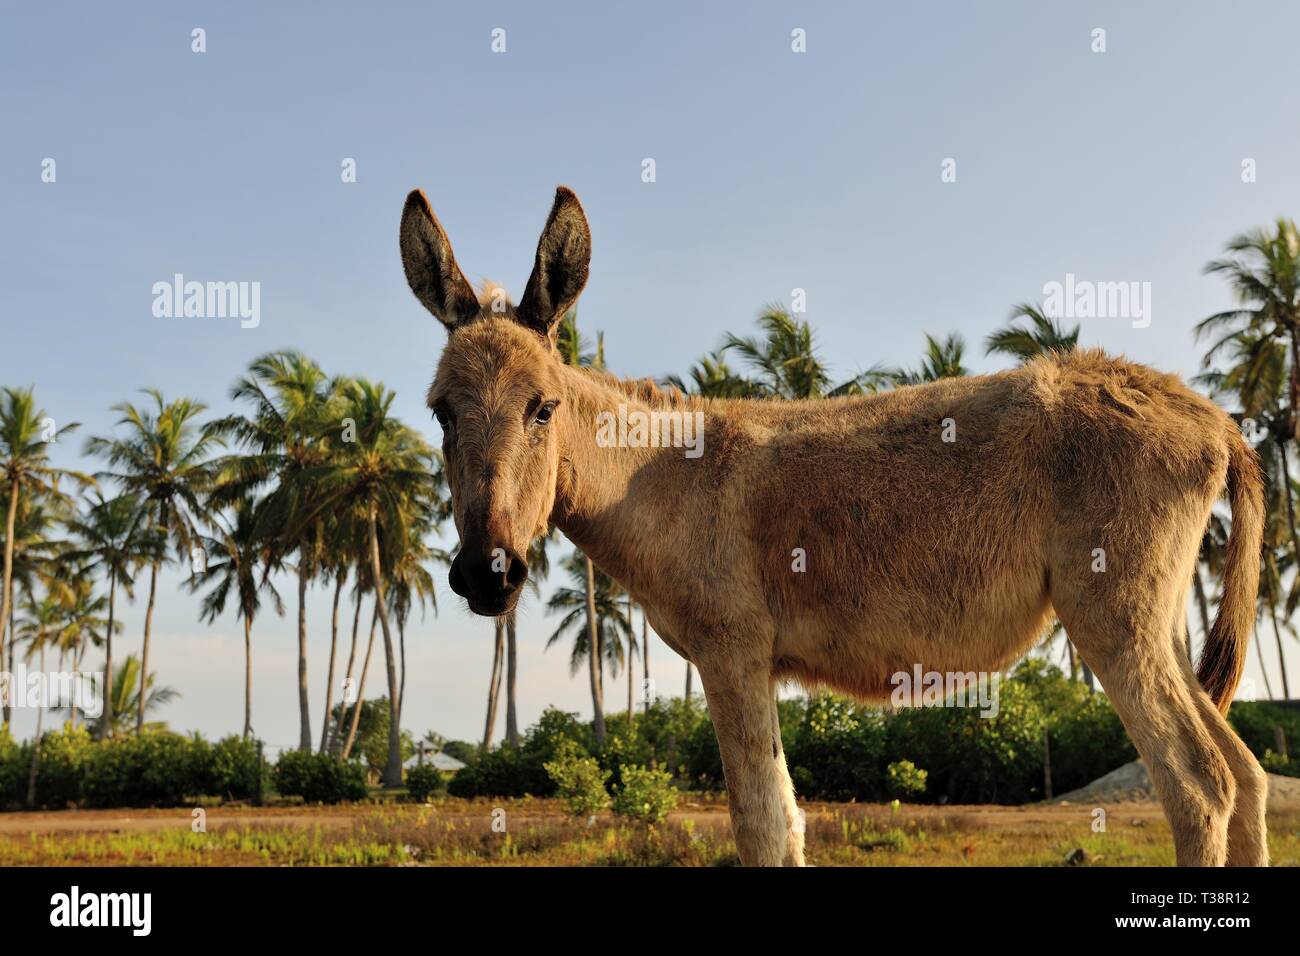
1, 799, 1296, 866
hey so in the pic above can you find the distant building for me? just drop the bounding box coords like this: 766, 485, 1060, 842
404, 750, 466, 773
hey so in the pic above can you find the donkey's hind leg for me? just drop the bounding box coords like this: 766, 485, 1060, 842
698, 654, 803, 866
1053, 571, 1234, 866
1190, 690, 1269, 865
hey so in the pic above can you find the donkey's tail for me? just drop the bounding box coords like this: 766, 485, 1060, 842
1197, 428, 1265, 715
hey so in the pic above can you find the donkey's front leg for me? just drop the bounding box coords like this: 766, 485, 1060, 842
699, 657, 804, 866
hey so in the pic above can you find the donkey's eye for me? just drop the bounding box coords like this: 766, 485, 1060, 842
534, 401, 557, 425
433, 406, 451, 430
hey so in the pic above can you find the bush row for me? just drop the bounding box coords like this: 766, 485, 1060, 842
445, 661, 1300, 805
3, 660, 1295, 809
0, 726, 264, 809
0, 727, 374, 809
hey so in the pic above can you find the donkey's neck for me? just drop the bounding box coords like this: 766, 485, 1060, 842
550, 363, 708, 603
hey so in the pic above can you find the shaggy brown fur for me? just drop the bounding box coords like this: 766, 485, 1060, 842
399, 186, 1269, 867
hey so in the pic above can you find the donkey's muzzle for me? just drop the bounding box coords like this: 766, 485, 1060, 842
449, 543, 527, 616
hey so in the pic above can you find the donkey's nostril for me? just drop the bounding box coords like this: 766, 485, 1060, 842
504, 551, 528, 589
448, 555, 471, 598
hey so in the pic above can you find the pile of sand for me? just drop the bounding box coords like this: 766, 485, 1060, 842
1055, 759, 1300, 808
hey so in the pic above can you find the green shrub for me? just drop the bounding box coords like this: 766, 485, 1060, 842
1229, 702, 1300, 777
207, 736, 263, 800
885, 759, 927, 798
274, 750, 368, 804
33, 725, 93, 807
544, 740, 610, 816
611, 764, 677, 824
80, 731, 206, 807
681, 714, 724, 789
405, 763, 445, 802
789, 694, 887, 800
450, 707, 594, 798
0, 726, 28, 807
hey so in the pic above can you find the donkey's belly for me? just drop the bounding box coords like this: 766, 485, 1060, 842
770, 579, 1053, 701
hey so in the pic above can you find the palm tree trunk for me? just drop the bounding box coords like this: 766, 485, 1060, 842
1277, 440, 1300, 564
584, 556, 605, 745
1256, 623, 1276, 699
1192, 568, 1211, 648
136, 559, 159, 734
1268, 595, 1289, 697
0, 476, 18, 727
243, 612, 253, 738
340, 599, 379, 761
685, 661, 693, 700
366, 513, 404, 788
398, 617, 407, 727
642, 611, 650, 716
483, 617, 505, 750
626, 597, 634, 724
67, 644, 77, 730
25, 640, 45, 808
296, 559, 311, 751
505, 610, 519, 747
330, 592, 363, 755
1271, 603, 1292, 700
98, 570, 115, 740
319, 575, 344, 752
1289, 330, 1300, 442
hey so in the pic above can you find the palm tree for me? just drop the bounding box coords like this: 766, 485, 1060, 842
84, 655, 179, 737
1198, 331, 1295, 697
876, 332, 970, 386
0, 387, 87, 702
984, 304, 1080, 362
331, 569, 371, 756
0, 494, 66, 725
664, 351, 762, 399
505, 535, 551, 747
189, 493, 283, 736
722, 306, 864, 398
53, 568, 112, 729
482, 615, 506, 750
18, 589, 63, 806
389, 529, 440, 729
546, 551, 632, 713
319, 552, 351, 752
1198, 219, 1300, 441
218, 352, 337, 750
62, 492, 159, 737
295, 378, 440, 787
556, 310, 611, 745
84, 390, 224, 733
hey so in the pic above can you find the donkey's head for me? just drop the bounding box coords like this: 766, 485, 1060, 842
399, 187, 591, 616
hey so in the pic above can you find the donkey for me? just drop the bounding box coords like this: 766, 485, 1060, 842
399, 186, 1269, 867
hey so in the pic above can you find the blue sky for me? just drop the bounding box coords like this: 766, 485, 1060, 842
2, 1, 1298, 748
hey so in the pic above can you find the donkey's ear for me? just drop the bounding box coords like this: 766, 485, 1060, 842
399, 189, 480, 329
517, 187, 591, 338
